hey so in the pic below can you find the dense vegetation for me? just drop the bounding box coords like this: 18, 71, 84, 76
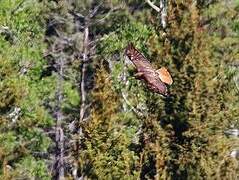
0, 0, 239, 179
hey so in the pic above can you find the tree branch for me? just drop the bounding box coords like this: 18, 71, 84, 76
121, 91, 144, 117
88, 3, 103, 19
146, 0, 167, 28
146, 0, 161, 12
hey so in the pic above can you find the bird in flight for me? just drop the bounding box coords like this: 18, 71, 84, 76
125, 43, 173, 96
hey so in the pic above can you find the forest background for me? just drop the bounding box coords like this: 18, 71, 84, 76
0, 0, 239, 179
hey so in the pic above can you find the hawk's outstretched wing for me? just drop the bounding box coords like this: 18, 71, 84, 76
125, 43, 172, 96
125, 43, 153, 73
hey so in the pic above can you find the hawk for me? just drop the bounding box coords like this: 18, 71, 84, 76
125, 43, 173, 96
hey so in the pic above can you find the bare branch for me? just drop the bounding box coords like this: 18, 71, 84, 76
121, 91, 144, 117
89, 6, 122, 26
146, 0, 161, 12
146, 0, 167, 28
89, 9, 113, 26
69, 11, 85, 19
88, 3, 103, 19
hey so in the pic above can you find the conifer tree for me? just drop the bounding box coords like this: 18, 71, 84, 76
93, 0, 239, 179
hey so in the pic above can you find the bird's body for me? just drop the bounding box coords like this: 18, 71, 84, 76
125, 43, 172, 96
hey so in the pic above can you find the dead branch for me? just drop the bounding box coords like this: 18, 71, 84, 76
79, 26, 89, 122
88, 3, 103, 19
146, 0, 161, 12
146, 0, 167, 28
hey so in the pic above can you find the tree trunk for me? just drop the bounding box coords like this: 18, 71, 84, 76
160, 0, 167, 29
54, 55, 65, 180
79, 26, 89, 122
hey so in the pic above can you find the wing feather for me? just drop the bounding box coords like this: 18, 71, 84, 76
125, 43, 153, 72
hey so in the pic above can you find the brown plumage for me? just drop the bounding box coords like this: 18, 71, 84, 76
125, 43, 173, 96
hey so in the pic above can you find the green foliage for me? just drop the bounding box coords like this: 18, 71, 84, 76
0, 0, 239, 179
11, 156, 50, 180
63, 81, 80, 107
0, 0, 52, 178
94, 0, 239, 179
79, 67, 140, 179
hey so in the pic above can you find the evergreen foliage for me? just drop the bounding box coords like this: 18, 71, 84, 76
80, 66, 139, 179
0, 0, 238, 179
0, 0, 52, 179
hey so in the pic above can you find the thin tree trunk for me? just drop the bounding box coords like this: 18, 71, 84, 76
54, 55, 65, 180
74, 25, 89, 180
160, 0, 167, 29
79, 26, 89, 122
73, 5, 102, 178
